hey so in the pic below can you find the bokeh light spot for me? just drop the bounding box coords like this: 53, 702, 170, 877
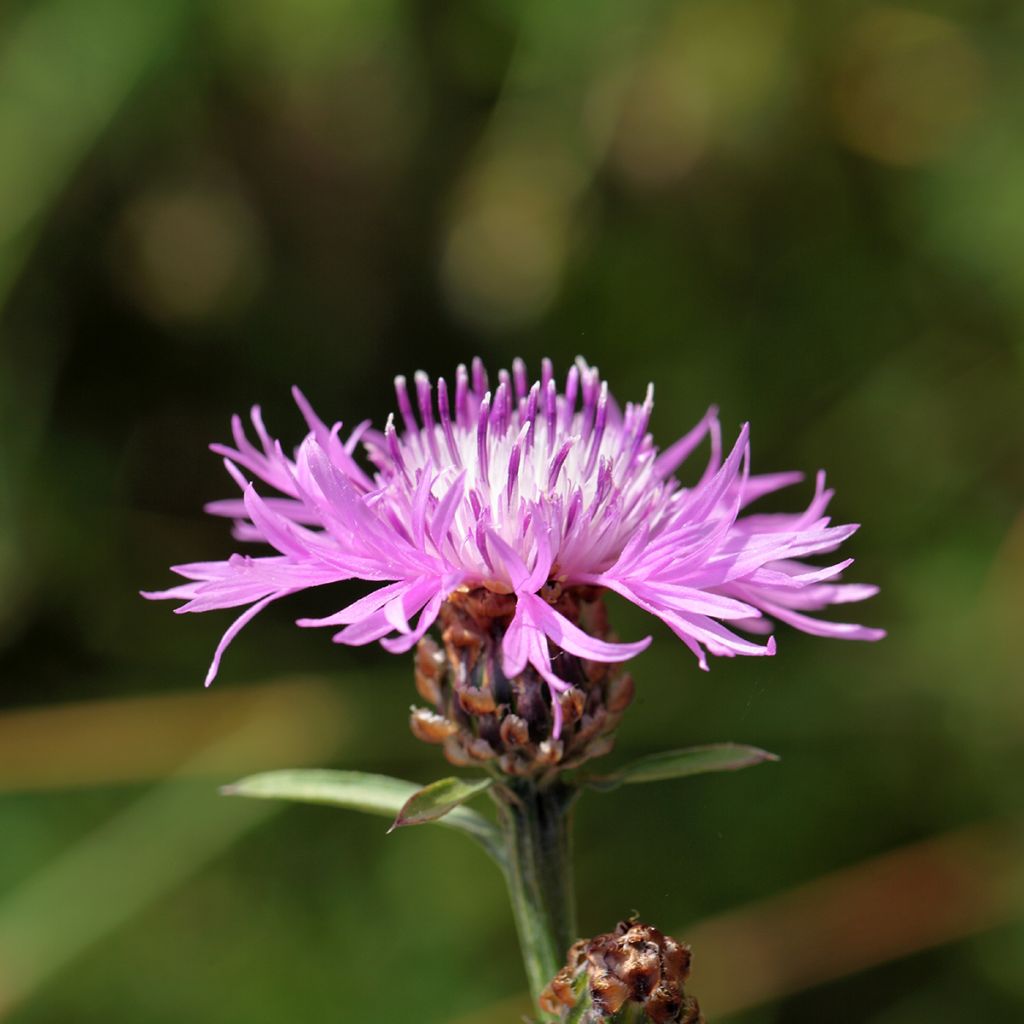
830, 6, 987, 167
111, 180, 266, 324
441, 154, 574, 333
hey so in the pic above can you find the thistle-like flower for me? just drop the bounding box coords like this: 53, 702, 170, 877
145, 357, 882, 735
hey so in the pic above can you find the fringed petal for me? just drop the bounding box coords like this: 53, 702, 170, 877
523, 593, 650, 663
203, 592, 290, 687
146, 366, 883, 713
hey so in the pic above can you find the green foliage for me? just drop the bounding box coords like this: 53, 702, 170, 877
589, 743, 779, 790
223, 769, 504, 865
389, 775, 493, 832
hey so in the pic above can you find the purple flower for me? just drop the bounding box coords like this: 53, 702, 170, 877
145, 357, 883, 733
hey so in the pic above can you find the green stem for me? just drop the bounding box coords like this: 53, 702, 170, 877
611, 1005, 647, 1024
493, 778, 578, 1015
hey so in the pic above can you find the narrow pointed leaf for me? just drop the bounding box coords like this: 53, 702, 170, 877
222, 769, 503, 864
390, 775, 493, 831
589, 743, 779, 790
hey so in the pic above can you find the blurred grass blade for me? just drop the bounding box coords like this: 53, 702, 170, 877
223, 769, 504, 866
589, 743, 779, 790
0, 0, 190, 309
0, 713, 288, 1018
389, 776, 492, 832
0, 680, 350, 793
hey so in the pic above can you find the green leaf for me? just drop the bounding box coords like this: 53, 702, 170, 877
563, 970, 592, 1024
610, 1005, 648, 1023
222, 769, 503, 866
390, 775, 493, 832
588, 743, 779, 790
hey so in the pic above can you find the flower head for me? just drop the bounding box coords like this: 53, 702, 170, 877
145, 357, 882, 734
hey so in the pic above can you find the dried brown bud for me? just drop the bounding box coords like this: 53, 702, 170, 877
499, 713, 531, 748
589, 969, 631, 1015
408, 585, 635, 778
409, 707, 457, 744
458, 686, 497, 716
539, 942, 587, 1015
414, 637, 446, 705
540, 919, 704, 1023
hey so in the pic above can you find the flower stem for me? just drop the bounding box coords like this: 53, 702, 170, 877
493, 778, 578, 1015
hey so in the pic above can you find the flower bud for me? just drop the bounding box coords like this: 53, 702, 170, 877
540, 919, 703, 1023
408, 586, 635, 777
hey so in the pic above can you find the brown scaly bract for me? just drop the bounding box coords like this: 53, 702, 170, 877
541, 919, 703, 1023
410, 583, 635, 778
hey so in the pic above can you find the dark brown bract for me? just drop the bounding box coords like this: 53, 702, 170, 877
541, 919, 703, 1023
409, 585, 634, 778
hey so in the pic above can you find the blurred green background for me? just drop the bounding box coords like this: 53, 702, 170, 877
2, 1, 1023, 1021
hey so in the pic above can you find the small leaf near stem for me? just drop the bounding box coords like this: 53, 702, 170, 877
586, 742, 779, 790
389, 775, 493, 832
222, 769, 504, 866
